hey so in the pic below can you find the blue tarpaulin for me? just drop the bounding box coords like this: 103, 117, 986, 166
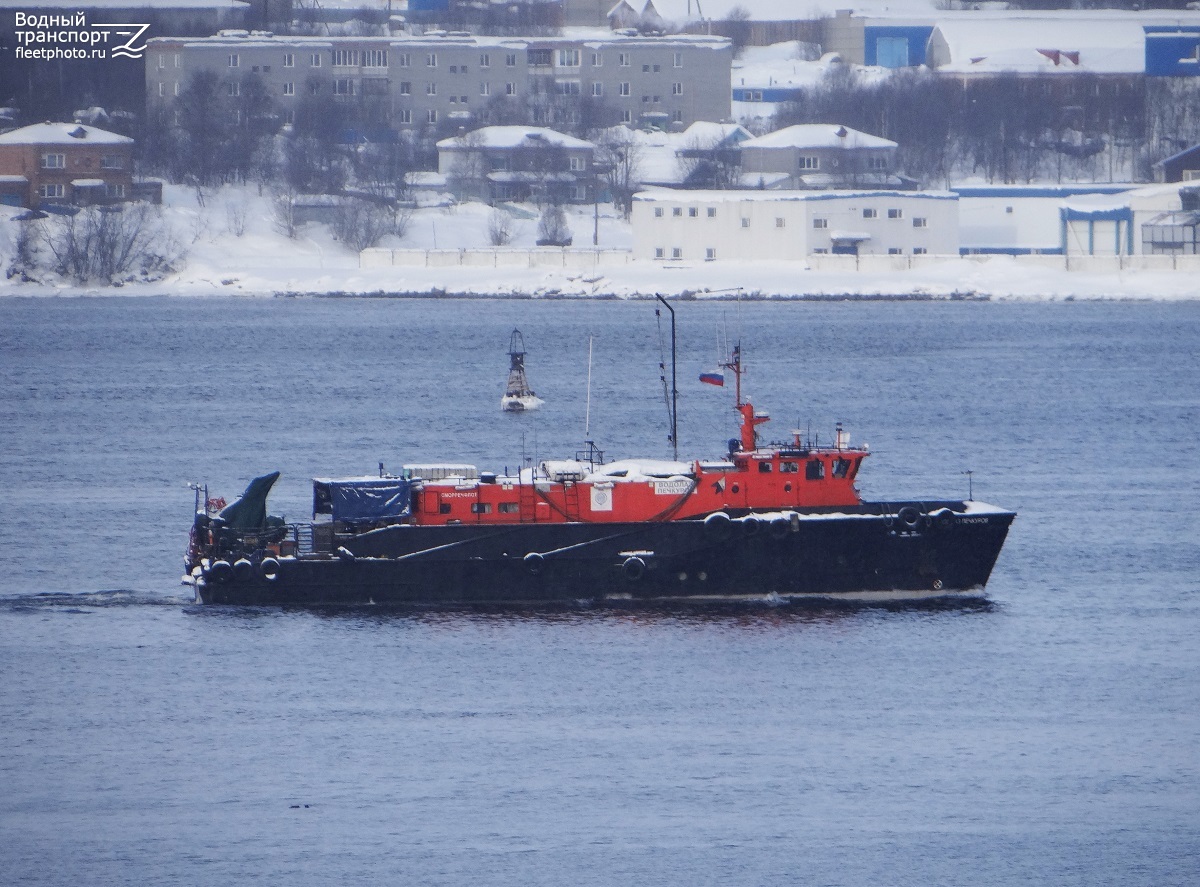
314, 479, 411, 522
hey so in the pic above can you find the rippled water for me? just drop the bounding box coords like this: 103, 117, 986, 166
1, 297, 1198, 885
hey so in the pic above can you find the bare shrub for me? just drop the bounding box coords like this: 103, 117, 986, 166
271, 189, 299, 238
332, 197, 398, 251
226, 198, 249, 237
5, 220, 39, 281
488, 207, 513, 246
35, 203, 181, 284
392, 203, 414, 240
536, 203, 572, 246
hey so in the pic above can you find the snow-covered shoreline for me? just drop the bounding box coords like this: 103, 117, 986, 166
4, 183, 1199, 301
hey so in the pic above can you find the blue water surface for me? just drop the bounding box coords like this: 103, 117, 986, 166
1, 297, 1197, 885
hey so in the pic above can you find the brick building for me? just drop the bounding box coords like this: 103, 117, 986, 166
0, 122, 136, 208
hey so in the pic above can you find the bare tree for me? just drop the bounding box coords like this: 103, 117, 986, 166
721, 6, 753, 59
271, 188, 300, 239
332, 197, 398, 251
352, 137, 416, 202
488, 207, 514, 246
596, 126, 643, 218
445, 129, 489, 202
676, 134, 741, 189
513, 136, 569, 206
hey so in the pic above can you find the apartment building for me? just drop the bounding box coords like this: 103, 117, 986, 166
145, 31, 732, 135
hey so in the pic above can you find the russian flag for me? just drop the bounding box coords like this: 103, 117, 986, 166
699, 370, 725, 387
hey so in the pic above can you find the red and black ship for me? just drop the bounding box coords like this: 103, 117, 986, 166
183, 327, 1014, 607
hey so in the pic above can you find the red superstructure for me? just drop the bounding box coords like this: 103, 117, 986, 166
404, 344, 867, 528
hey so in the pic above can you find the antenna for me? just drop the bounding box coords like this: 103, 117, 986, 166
584, 335, 594, 442
655, 294, 678, 460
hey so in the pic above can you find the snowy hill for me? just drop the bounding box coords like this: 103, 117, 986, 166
3, 182, 1200, 300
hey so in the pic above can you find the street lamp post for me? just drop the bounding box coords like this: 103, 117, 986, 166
592, 159, 613, 247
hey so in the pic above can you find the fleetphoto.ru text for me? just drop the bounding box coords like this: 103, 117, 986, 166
11, 10, 148, 61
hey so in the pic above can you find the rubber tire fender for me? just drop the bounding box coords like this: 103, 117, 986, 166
704, 511, 732, 540
208, 560, 234, 583
897, 506, 922, 530
259, 557, 280, 580
523, 552, 545, 575
622, 556, 646, 582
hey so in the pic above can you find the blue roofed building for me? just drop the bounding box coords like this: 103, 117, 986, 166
1144, 26, 1200, 76
863, 24, 935, 69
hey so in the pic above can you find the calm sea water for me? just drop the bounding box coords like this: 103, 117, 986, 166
1, 296, 1198, 886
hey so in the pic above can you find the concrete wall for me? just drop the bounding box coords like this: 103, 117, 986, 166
361, 247, 633, 268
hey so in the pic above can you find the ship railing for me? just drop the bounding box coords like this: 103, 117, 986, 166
293, 523, 314, 555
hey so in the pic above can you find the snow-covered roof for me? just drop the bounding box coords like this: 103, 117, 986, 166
620, 0, 938, 23
741, 124, 896, 151
437, 126, 593, 151
587, 458, 693, 482
928, 14, 1161, 74
1060, 192, 1133, 214
0, 122, 133, 146
800, 173, 907, 188
678, 120, 752, 147
731, 42, 849, 92
159, 32, 728, 50
634, 187, 956, 202
735, 171, 792, 188
486, 171, 578, 183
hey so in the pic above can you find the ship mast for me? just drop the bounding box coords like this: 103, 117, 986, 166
655, 294, 678, 460
720, 342, 768, 452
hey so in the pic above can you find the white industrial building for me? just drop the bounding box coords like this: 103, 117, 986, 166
953, 185, 1136, 255
630, 189, 960, 262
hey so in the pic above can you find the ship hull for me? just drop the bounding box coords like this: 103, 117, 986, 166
190, 502, 1014, 607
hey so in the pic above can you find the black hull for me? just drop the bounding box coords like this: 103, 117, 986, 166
191, 502, 1014, 607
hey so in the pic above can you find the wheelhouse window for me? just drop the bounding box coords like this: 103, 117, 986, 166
806, 459, 825, 480
779, 461, 799, 473
470, 503, 492, 514
499, 502, 520, 514
758, 462, 772, 473
832, 458, 852, 478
